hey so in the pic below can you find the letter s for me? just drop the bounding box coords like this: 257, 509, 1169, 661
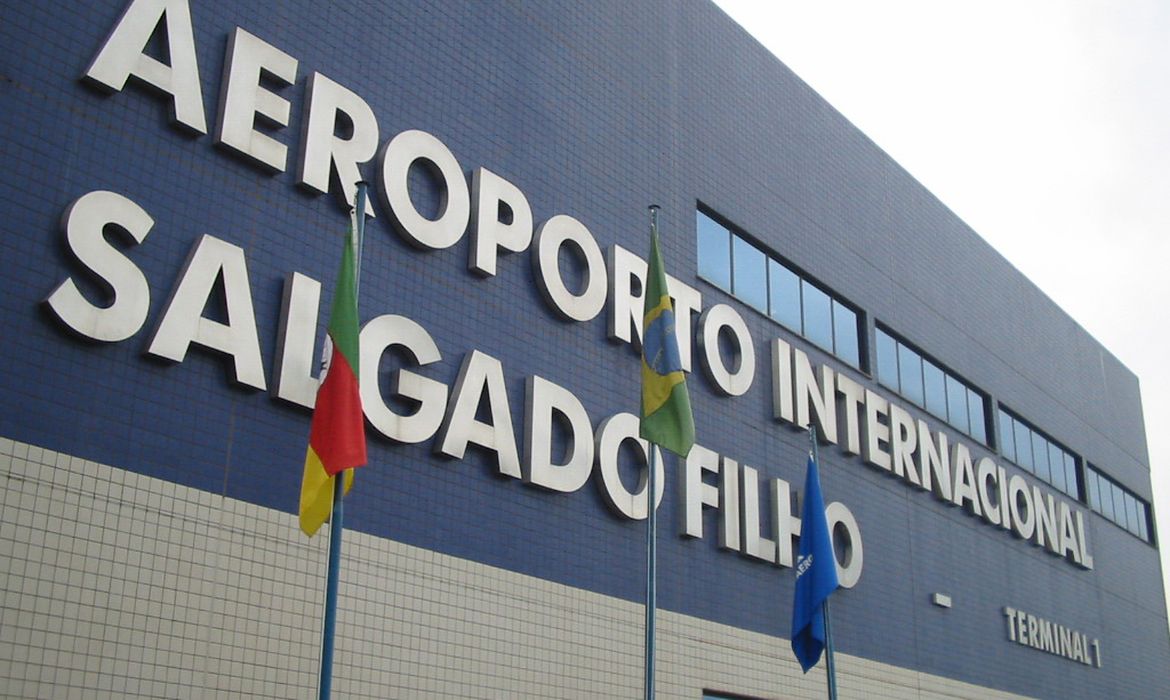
45, 190, 153, 342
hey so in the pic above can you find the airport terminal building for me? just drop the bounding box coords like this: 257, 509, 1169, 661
3, 1, 1169, 697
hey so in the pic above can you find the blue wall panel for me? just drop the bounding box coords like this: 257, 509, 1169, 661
1, 1, 1168, 697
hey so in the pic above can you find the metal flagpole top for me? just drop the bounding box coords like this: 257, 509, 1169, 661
353, 181, 370, 290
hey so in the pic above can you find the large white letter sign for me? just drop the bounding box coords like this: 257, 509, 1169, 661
532, 215, 607, 322
523, 376, 594, 493
214, 27, 298, 172
360, 314, 449, 444
378, 129, 470, 249
436, 350, 521, 478
297, 72, 379, 215
469, 167, 533, 276
45, 191, 154, 343
84, 0, 207, 133
146, 234, 267, 390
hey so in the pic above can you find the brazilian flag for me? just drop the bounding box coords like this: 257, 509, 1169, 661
640, 225, 695, 457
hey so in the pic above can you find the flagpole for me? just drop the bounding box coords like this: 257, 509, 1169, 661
643, 204, 662, 700
318, 181, 368, 700
644, 443, 658, 700
809, 425, 838, 700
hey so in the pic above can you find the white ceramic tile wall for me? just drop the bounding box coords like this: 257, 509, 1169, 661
0, 438, 1030, 699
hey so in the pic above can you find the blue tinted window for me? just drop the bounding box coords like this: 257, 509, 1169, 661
1118, 496, 1137, 536
1087, 463, 1152, 540
1064, 454, 1078, 499
1048, 443, 1066, 493
1014, 421, 1033, 471
998, 410, 1015, 462
768, 260, 802, 332
731, 235, 767, 312
897, 344, 924, 407
832, 301, 860, 368
922, 360, 947, 418
967, 392, 987, 443
945, 375, 968, 433
802, 283, 834, 352
1100, 478, 1115, 519
1127, 496, 1141, 536
697, 212, 731, 290
1113, 487, 1128, 530
698, 208, 864, 369
876, 329, 899, 390
1031, 433, 1050, 483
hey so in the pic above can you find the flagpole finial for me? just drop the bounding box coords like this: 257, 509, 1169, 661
648, 204, 661, 234
354, 180, 370, 207
808, 424, 821, 464
352, 182, 369, 289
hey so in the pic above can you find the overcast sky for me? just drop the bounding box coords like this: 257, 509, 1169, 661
710, 0, 1170, 623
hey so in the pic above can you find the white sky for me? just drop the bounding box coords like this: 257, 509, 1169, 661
710, 0, 1170, 626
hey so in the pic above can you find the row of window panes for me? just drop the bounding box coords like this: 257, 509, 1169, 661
996, 408, 1079, 500
1086, 465, 1151, 541
697, 210, 861, 368
874, 328, 987, 444
698, 209, 1154, 545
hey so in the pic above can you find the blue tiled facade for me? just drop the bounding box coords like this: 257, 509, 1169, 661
2, 1, 1167, 697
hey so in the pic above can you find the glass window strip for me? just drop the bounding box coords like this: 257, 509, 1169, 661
732, 234, 768, 312
1127, 496, 1141, 536
802, 282, 834, 353
968, 392, 987, 444
999, 410, 1015, 462
768, 259, 801, 333
897, 343, 925, 407
1113, 486, 1128, 530
998, 405, 1090, 503
695, 208, 861, 368
1086, 463, 1152, 542
923, 360, 947, 419
832, 300, 860, 368
877, 326, 988, 444
875, 328, 899, 391
1031, 432, 1050, 483
696, 210, 732, 291
1064, 453, 1078, 500
946, 375, 969, 435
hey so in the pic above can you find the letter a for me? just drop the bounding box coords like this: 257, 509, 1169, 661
84, 0, 207, 133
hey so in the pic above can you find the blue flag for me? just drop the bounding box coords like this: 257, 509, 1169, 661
791, 454, 839, 672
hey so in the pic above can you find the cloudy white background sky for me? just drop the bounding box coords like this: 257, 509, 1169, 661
710, 0, 1170, 624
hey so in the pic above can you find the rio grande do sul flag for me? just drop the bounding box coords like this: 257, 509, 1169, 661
299, 215, 366, 537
